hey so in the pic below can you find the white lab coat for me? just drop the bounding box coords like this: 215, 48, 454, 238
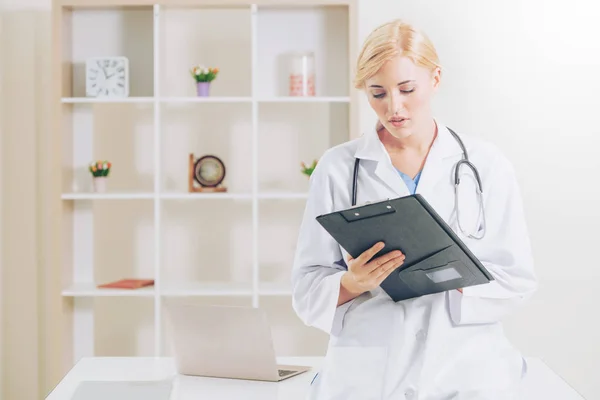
291, 120, 538, 400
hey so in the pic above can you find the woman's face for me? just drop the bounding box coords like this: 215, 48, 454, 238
365, 55, 440, 139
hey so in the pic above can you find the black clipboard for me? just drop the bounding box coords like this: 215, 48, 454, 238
316, 194, 493, 302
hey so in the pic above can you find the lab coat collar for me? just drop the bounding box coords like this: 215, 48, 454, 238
353, 118, 463, 162
353, 118, 464, 198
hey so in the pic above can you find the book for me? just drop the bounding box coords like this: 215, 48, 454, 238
97, 279, 154, 290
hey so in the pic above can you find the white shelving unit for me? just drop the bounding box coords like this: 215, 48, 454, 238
54, 0, 357, 367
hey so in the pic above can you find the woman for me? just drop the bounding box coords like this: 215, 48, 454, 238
291, 19, 537, 400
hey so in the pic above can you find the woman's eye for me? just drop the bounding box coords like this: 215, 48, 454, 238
373, 93, 385, 99
401, 88, 415, 94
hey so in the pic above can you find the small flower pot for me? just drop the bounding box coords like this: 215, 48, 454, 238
196, 82, 211, 97
93, 176, 108, 193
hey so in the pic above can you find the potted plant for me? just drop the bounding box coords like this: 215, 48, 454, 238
301, 159, 318, 177
89, 160, 111, 192
190, 65, 219, 97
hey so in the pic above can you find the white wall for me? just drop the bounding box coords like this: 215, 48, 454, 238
358, 0, 600, 398
0, 11, 3, 400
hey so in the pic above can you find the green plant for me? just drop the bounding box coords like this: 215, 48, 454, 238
301, 159, 318, 177
89, 160, 111, 177
190, 65, 219, 83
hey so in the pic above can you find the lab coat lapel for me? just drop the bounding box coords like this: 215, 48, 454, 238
354, 126, 410, 198
416, 122, 464, 218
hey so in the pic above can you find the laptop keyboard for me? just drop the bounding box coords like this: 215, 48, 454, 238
278, 369, 296, 377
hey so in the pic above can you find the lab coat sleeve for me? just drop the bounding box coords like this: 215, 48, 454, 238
291, 157, 354, 336
449, 154, 538, 325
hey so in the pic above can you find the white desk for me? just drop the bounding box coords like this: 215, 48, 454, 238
45, 357, 585, 400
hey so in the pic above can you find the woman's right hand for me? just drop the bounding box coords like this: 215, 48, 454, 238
338, 241, 405, 305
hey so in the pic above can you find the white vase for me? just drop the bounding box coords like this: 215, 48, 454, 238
93, 176, 107, 193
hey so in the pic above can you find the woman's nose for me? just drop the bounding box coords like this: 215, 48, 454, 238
388, 92, 403, 115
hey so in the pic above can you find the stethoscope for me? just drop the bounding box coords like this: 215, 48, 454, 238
351, 126, 487, 240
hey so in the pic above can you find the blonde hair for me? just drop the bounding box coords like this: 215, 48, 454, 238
354, 19, 442, 89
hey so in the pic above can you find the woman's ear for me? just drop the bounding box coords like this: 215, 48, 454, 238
432, 67, 442, 90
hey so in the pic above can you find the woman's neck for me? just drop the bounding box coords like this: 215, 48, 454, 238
378, 118, 438, 155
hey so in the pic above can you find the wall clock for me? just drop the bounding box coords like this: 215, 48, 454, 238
188, 153, 227, 192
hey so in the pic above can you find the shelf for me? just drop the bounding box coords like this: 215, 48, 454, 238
61, 97, 154, 104
61, 96, 349, 104
258, 96, 350, 103
160, 192, 252, 200
259, 282, 292, 296
61, 192, 308, 200
160, 192, 308, 200
62, 192, 155, 200
159, 282, 291, 296
258, 192, 308, 199
55, 1, 355, 363
160, 97, 252, 103
161, 282, 253, 297
62, 282, 155, 297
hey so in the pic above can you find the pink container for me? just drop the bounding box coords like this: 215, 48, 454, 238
289, 52, 315, 96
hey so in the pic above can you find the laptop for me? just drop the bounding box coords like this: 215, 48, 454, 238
165, 302, 311, 382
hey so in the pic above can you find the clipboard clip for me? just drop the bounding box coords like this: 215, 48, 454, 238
340, 199, 396, 222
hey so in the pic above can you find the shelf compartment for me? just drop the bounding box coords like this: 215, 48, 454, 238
258, 199, 306, 289
160, 199, 253, 288
62, 102, 155, 194
161, 296, 253, 357
255, 5, 350, 98
160, 102, 252, 194
159, 6, 252, 98
93, 297, 155, 357
63, 6, 155, 98
257, 101, 349, 193
69, 296, 155, 363
62, 200, 156, 299
259, 296, 329, 356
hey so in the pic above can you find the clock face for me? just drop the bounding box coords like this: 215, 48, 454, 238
86, 57, 129, 98
194, 156, 226, 187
